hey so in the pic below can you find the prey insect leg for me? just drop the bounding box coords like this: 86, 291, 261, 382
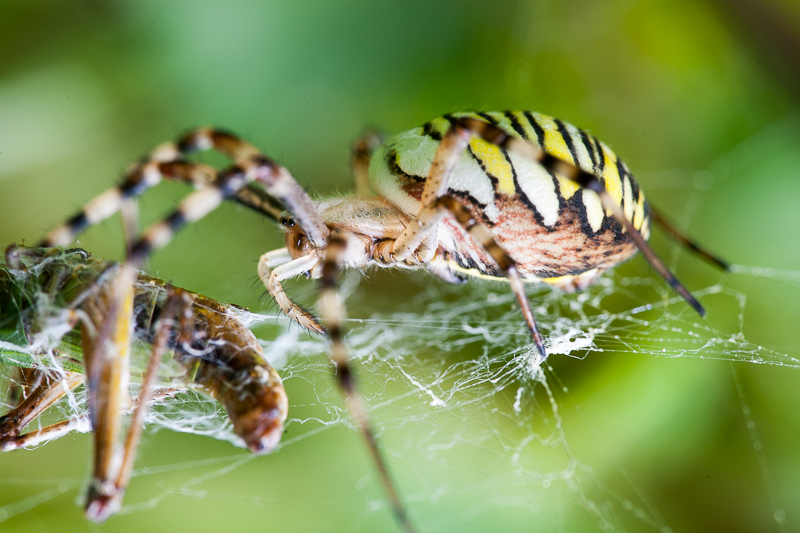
78, 155, 292, 521
0, 369, 84, 450
84, 287, 189, 521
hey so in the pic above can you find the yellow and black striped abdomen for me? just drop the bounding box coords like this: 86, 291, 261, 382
369, 110, 651, 282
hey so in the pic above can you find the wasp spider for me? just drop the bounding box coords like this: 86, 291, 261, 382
34, 110, 727, 532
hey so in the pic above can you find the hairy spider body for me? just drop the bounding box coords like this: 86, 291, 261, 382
283, 111, 649, 297
374, 111, 649, 288
24, 110, 725, 532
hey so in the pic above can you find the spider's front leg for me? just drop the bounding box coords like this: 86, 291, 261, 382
42, 138, 304, 521
40, 127, 312, 249
257, 242, 418, 533
255, 224, 417, 530
317, 234, 416, 533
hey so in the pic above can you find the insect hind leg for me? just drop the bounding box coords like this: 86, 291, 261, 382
0, 368, 84, 449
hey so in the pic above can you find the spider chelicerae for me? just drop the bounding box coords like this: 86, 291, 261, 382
25, 110, 726, 532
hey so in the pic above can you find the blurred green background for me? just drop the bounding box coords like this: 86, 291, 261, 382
1, 1, 799, 532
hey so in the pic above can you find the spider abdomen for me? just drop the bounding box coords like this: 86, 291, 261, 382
370, 110, 651, 285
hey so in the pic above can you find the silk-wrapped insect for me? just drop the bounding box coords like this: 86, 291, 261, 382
0, 244, 287, 520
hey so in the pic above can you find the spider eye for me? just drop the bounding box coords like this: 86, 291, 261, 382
280, 217, 296, 228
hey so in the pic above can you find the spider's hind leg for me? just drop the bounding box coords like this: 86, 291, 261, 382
647, 206, 730, 272
437, 197, 548, 360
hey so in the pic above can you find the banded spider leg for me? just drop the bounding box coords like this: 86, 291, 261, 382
41, 127, 289, 249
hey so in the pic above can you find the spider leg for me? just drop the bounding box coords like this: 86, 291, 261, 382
85, 287, 189, 522
39, 127, 327, 248
436, 197, 548, 361
452, 117, 709, 316
647, 205, 730, 272
41, 159, 219, 247
351, 130, 383, 196
177, 128, 330, 247
259, 240, 416, 530
318, 234, 416, 533
258, 250, 324, 334
124, 152, 322, 266
391, 126, 472, 261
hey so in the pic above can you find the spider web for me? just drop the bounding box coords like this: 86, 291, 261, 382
0, 112, 799, 532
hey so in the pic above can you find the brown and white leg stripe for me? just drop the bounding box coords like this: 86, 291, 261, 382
391, 126, 472, 262
316, 235, 416, 533
39, 160, 218, 247
245, 155, 330, 248
142, 129, 329, 249
127, 163, 249, 267
40, 127, 299, 248
124, 149, 332, 269
176, 127, 262, 162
